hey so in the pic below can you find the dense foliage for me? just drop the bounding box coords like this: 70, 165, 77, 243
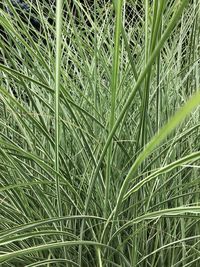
0, 0, 200, 266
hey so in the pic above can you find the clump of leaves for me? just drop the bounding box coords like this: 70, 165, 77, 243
0, 0, 200, 266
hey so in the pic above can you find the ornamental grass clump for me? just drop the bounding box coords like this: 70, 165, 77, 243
0, 0, 200, 266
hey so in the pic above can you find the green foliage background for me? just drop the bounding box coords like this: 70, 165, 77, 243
0, 0, 200, 266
